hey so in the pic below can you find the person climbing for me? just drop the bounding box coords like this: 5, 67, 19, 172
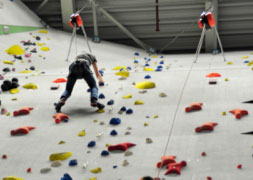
54, 52, 105, 112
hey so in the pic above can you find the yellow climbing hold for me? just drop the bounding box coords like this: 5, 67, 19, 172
135, 81, 156, 89
112, 66, 126, 70
41, 47, 50, 51
3, 176, 24, 180
144, 67, 154, 72
122, 94, 132, 99
38, 29, 48, 33
23, 83, 38, 89
90, 167, 102, 173
227, 61, 232, 65
115, 70, 129, 77
3, 60, 14, 65
6, 112, 11, 116
37, 42, 46, 46
88, 178, 97, 180
106, 144, 110, 147
19, 70, 32, 74
153, 115, 159, 119
5, 45, 25, 55
9, 88, 19, 94
134, 100, 144, 105
49, 152, 72, 161
78, 130, 86, 137
242, 56, 249, 59
152, 55, 158, 58
12, 97, 17, 101
222, 112, 226, 116
224, 78, 229, 81
97, 109, 105, 113
247, 61, 253, 66
58, 140, 65, 144
144, 122, 149, 126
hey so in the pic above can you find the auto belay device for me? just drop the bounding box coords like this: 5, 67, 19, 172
66, 13, 92, 62
194, 11, 226, 63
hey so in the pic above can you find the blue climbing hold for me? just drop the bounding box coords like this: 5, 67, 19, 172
110, 118, 121, 125
110, 129, 118, 136
88, 141, 96, 148
144, 57, 147, 60
144, 75, 151, 79
155, 68, 162, 72
63, 118, 69, 123
69, 159, 78, 166
160, 56, 164, 58
113, 165, 118, 169
61, 173, 72, 180
127, 67, 132, 70
87, 88, 91, 92
134, 60, 139, 64
134, 52, 140, 56
244, 60, 249, 63
107, 100, 114, 105
126, 109, 133, 114
120, 106, 127, 112
99, 93, 105, 99
157, 65, 163, 69
159, 61, 164, 64
145, 64, 150, 67
99, 82, 104, 86
119, 68, 124, 71
99, 70, 104, 76
101, 150, 110, 156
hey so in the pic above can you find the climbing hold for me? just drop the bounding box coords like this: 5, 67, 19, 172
61, 173, 72, 180
99, 82, 104, 86
112, 66, 126, 70
122, 159, 129, 166
135, 81, 156, 89
134, 60, 139, 63
40, 168, 51, 174
29, 66, 35, 71
10, 126, 35, 135
110, 118, 121, 125
122, 94, 132, 99
101, 150, 110, 156
134, 100, 144, 105
107, 100, 114, 105
97, 109, 105, 113
58, 140, 65, 144
38, 29, 48, 33
237, 164, 242, 169
51, 160, 62, 167
41, 47, 50, 51
207, 177, 212, 180
222, 112, 226, 116
125, 131, 131, 135
53, 113, 69, 124
88, 178, 97, 180
90, 167, 102, 173
242, 56, 249, 59
206, 73, 221, 78
13, 107, 33, 116
156, 155, 176, 168
19, 70, 32, 74
49, 152, 72, 161
51, 85, 59, 90
25, 53, 31, 58
144, 122, 149, 126
153, 115, 159, 118
229, 109, 248, 119
126, 109, 133, 114
209, 79, 217, 84
110, 129, 118, 136
146, 138, 153, 144
2, 154, 7, 159
9, 88, 19, 94
144, 75, 151, 79
134, 52, 140, 56
22, 83, 38, 89
53, 78, 67, 83
144, 67, 155, 71
159, 92, 167, 97
115, 70, 129, 77
5, 45, 25, 55
155, 68, 162, 72
2, 177, 24, 180
139, 90, 147, 94
120, 106, 127, 111
201, 152, 207, 156
124, 151, 133, 156
165, 161, 187, 175
88, 141, 96, 148
69, 159, 78, 166
185, 102, 202, 112
27, 168, 32, 173
108, 142, 136, 151
227, 61, 232, 65
98, 93, 105, 99
3, 60, 14, 65
78, 130, 86, 137
224, 78, 229, 81
195, 122, 218, 133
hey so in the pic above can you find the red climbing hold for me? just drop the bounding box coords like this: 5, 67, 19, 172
185, 102, 202, 112
10, 126, 35, 135
156, 155, 176, 168
13, 107, 33, 116
206, 73, 221, 78
164, 161, 187, 175
108, 142, 136, 152
53, 78, 67, 83
229, 109, 248, 119
195, 122, 218, 133
27, 168, 32, 173
201, 152, 207, 156
2, 154, 7, 159
207, 177, 212, 180
53, 113, 69, 124
237, 164, 242, 169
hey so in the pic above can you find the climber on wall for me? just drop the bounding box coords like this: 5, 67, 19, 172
54, 52, 105, 112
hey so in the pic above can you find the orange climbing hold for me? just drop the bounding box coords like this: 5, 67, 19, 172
156, 155, 176, 168
165, 161, 187, 175
229, 109, 248, 119
206, 73, 221, 78
13, 107, 33, 116
185, 102, 202, 112
11, 126, 35, 135
195, 122, 218, 133
53, 113, 69, 124
53, 78, 67, 83
108, 142, 136, 152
